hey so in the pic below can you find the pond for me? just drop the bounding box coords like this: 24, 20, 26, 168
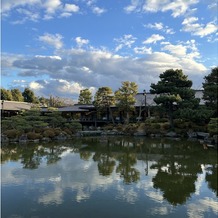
1, 136, 218, 218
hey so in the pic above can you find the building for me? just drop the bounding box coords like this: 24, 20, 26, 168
1, 90, 205, 126
1, 100, 32, 117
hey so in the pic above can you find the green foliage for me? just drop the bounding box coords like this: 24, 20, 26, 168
22, 87, 38, 103
78, 88, 92, 104
43, 129, 56, 138
45, 111, 67, 128
4, 129, 21, 139
123, 124, 138, 134
208, 118, 218, 135
64, 121, 82, 133
178, 107, 213, 124
150, 69, 200, 128
11, 89, 24, 101
1, 88, 13, 100
203, 66, 218, 116
93, 87, 115, 111
27, 132, 42, 140
103, 124, 114, 131
115, 81, 138, 123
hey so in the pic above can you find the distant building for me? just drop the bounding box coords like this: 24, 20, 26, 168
1, 90, 205, 123
1, 100, 32, 117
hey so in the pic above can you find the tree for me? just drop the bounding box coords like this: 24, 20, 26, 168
93, 87, 115, 124
11, 89, 24, 102
49, 95, 66, 107
78, 89, 92, 104
150, 69, 198, 129
1, 88, 13, 100
115, 81, 138, 124
203, 67, 218, 117
22, 88, 38, 103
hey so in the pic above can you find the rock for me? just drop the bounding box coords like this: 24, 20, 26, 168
196, 132, 210, 140
19, 134, 28, 143
42, 137, 51, 141
1, 135, 9, 143
165, 131, 177, 138
187, 131, 197, 138
134, 132, 146, 136
54, 133, 67, 140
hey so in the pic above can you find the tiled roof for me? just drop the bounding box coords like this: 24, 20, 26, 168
134, 90, 205, 106
1, 90, 204, 113
0, 100, 32, 111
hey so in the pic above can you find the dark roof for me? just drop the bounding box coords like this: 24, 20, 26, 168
0, 100, 32, 111
134, 90, 205, 106
41, 105, 90, 112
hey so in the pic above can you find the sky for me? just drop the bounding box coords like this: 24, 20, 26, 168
1, 0, 218, 101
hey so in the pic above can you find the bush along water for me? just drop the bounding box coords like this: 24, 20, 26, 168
1, 109, 82, 143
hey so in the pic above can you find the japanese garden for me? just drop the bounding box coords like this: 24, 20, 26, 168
1, 68, 218, 218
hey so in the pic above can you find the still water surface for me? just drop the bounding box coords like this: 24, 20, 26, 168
1, 136, 218, 218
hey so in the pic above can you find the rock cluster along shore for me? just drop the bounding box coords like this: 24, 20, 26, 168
1, 129, 217, 150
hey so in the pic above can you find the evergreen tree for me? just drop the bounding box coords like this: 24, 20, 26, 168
203, 66, 218, 117
11, 89, 24, 102
1, 88, 13, 100
150, 69, 198, 128
93, 87, 115, 124
78, 89, 92, 104
22, 88, 38, 103
115, 81, 138, 124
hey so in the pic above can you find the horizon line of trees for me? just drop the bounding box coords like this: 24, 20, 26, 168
1, 67, 217, 126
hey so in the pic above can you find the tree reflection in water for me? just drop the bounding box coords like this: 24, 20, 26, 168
205, 164, 218, 197
1, 137, 217, 206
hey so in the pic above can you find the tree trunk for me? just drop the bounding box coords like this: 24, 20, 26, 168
109, 106, 115, 124
168, 104, 174, 129
126, 111, 130, 124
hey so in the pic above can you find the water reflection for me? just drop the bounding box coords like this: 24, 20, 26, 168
1, 137, 218, 218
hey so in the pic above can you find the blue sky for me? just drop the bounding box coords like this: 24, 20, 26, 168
1, 0, 218, 101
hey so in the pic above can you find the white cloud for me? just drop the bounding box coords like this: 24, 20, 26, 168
2, 0, 80, 21
182, 17, 218, 37
162, 44, 187, 57
143, 34, 165, 44
114, 34, 137, 52
5, 44, 208, 99
159, 40, 202, 71
134, 46, 152, 54
92, 6, 106, 15
38, 33, 64, 49
29, 81, 43, 90
43, 0, 62, 14
124, 0, 141, 13
64, 4, 79, 13
161, 0, 199, 17
142, 0, 169, 13
1, 0, 40, 14
75, 37, 89, 48
144, 22, 175, 34
125, 0, 199, 17
145, 22, 163, 30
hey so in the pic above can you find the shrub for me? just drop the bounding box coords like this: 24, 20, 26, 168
27, 132, 42, 140
124, 124, 138, 134
116, 124, 124, 132
4, 129, 20, 139
43, 129, 56, 138
208, 118, 218, 135
65, 121, 82, 133
161, 122, 170, 130
151, 123, 161, 129
63, 128, 72, 135
103, 124, 114, 131
54, 128, 61, 136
